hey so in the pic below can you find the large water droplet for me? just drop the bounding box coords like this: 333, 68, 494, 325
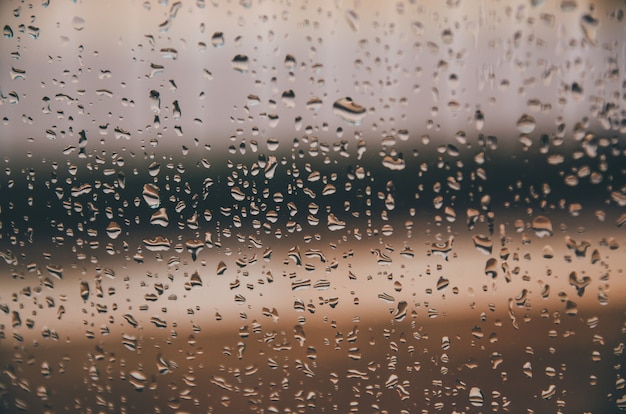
469, 387, 484, 406
72, 16, 85, 31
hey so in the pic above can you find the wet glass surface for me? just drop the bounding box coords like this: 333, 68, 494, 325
1, 0, 625, 412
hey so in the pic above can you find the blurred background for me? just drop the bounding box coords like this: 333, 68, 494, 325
0, 0, 625, 412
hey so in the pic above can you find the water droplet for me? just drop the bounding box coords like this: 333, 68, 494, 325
516, 114, 536, 133
569, 271, 591, 296
485, 258, 498, 278
472, 234, 493, 255
3, 25, 13, 39
541, 384, 556, 399
327, 213, 346, 231
150, 208, 169, 227
142, 184, 160, 208
382, 154, 406, 171
40, 361, 51, 378
72, 16, 85, 31
211, 31, 224, 47
542, 245, 555, 259
333, 97, 366, 125
385, 373, 399, 388
231, 186, 246, 201
306, 97, 323, 111
393, 301, 408, 321
79, 281, 90, 301
469, 387, 484, 407
441, 28, 454, 44
580, 14, 599, 44
436, 276, 449, 290
431, 237, 454, 261
150, 315, 167, 328
231, 55, 250, 73
124, 314, 139, 328
345, 10, 359, 32
143, 236, 171, 251
281, 89, 296, 107
532, 216, 553, 237
129, 370, 148, 391
106, 222, 122, 239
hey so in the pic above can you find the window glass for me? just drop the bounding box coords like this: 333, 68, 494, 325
1, 1, 625, 412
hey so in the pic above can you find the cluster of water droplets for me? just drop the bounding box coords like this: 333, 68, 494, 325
0, 0, 625, 412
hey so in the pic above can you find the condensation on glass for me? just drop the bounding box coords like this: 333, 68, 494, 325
0, 0, 625, 412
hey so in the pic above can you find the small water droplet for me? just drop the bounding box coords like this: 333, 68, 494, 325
72, 16, 85, 31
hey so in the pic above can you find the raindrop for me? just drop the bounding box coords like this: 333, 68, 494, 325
382, 154, 406, 171
150, 208, 169, 227
211, 32, 224, 47
79, 281, 90, 301
129, 371, 148, 391
568, 271, 591, 297
333, 97, 366, 125
393, 301, 408, 321
469, 387, 484, 407
472, 234, 493, 255
327, 213, 346, 231
142, 183, 160, 208
532, 216, 553, 237
345, 10, 359, 31
516, 114, 536, 133
3, 25, 13, 39
485, 258, 498, 278
231, 55, 250, 73
306, 97, 323, 111
106, 222, 122, 239
541, 384, 556, 399
72, 16, 85, 31
580, 14, 599, 44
